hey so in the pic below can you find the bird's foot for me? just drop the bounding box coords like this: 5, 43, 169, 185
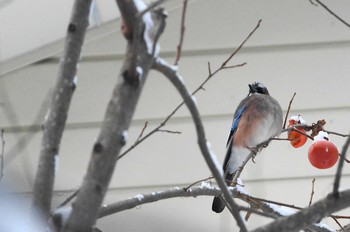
247, 146, 258, 163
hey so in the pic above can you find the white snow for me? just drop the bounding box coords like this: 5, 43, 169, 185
267, 203, 296, 216
314, 131, 329, 142
191, 96, 197, 107
290, 115, 306, 124
155, 57, 179, 73
235, 178, 250, 195
133, 0, 159, 55
54, 154, 59, 175
200, 181, 212, 189
314, 222, 336, 231
73, 75, 78, 87
135, 194, 144, 201
44, 109, 50, 123
122, 130, 128, 143
53, 206, 73, 228
136, 66, 143, 78
177, 74, 184, 84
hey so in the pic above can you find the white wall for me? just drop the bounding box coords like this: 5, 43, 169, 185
1, 0, 350, 231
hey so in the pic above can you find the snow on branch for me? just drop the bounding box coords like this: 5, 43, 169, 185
31, 0, 92, 220
251, 190, 350, 232
152, 58, 248, 232
98, 184, 235, 218
62, 1, 167, 232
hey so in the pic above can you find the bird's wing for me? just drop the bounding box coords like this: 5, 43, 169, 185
222, 104, 248, 173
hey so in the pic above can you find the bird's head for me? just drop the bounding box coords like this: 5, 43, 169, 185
248, 82, 270, 95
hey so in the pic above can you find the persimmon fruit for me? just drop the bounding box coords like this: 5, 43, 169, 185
288, 117, 307, 148
308, 140, 339, 169
288, 129, 308, 148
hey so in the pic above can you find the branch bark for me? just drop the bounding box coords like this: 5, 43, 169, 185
251, 190, 350, 232
62, 1, 166, 232
152, 58, 248, 232
96, 184, 334, 232
98, 185, 233, 218
32, 0, 92, 219
333, 133, 350, 196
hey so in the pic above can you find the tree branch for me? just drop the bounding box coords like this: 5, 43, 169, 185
311, 0, 350, 28
31, 0, 92, 219
96, 183, 335, 232
333, 133, 350, 196
152, 58, 247, 232
63, 1, 166, 232
174, 0, 188, 65
251, 190, 350, 232
98, 184, 235, 218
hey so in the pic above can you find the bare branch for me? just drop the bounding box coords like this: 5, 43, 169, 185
157, 129, 182, 134
98, 185, 234, 218
117, 18, 257, 161
283, 92, 296, 129
56, 189, 79, 209
136, 121, 149, 142
221, 19, 262, 67
333, 133, 350, 197
311, 0, 350, 28
323, 129, 350, 137
308, 178, 316, 206
96, 183, 336, 232
174, 0, 188, 65
184, 176, 214, 190
31, 0, 92, 219
64, 2, 167, 232
153, 58, 248, 232
251, 190, 350, 232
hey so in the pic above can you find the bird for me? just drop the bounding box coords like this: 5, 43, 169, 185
212, 82, 283, 213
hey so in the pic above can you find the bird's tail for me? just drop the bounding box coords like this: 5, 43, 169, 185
211, 172, 235, 213
212, 196, 226, 213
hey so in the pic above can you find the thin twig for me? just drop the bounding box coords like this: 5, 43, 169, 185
158, 129, 182, 134
118, 19, 258, 160
323, 129, 350, 137
338, 152, 350, 163
283, 92, 296, 129
333, 133, 350, 197
232, 151, 255, 185
174, 0, 188, 65
311, 0, 350, 28
282, 125, 314, 140
330, 215, 343, 230
249, 195, 303, 211
221, 19, 262, 67
136, 121, 148, 142
221, 62, 247, 69
308, 178, 316, 206
239, 206, 277, 219
56, 189, 80, 208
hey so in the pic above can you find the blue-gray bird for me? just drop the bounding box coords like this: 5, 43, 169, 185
212, 82, 283, 213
